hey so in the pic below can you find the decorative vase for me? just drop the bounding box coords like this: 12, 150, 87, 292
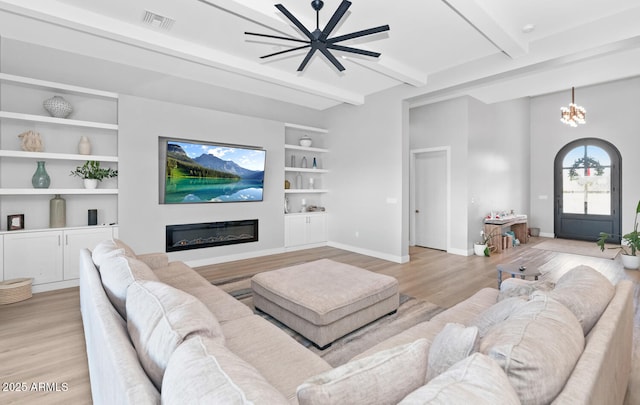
78, 136, 91, 155
84, 179, 99, 189
295, 172, 302, 189
301, 156, 308, 168
290, 155, 296, 168
312, 157, 317, 169
299, 135, 312, 147
49, 194, 66, 228
31, 161, 51, 188
43, 95, 73, 118
474, 243, 488, 256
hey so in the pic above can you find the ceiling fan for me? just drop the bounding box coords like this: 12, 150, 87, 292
245, 0, 390, 72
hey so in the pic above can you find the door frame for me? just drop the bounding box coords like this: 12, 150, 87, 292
410, 146, 451, 252
553, 137, 621, 242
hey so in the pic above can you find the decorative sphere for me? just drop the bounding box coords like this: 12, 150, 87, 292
299, 136, 312, 147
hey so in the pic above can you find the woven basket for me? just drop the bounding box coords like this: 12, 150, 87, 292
0, 278, 33, 305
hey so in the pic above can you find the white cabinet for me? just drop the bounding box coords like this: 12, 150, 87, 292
2, 226, 115, 292
0, 73, 119, 231
285, 213, 327, 247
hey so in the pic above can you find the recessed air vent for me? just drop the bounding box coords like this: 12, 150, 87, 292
142, 10, 175, 31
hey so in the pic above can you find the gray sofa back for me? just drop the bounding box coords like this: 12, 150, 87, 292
79, 248, 159, 405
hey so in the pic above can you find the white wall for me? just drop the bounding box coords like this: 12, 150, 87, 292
118, 95, 285, 262
324, 88, 409, 263
410, 96, 530, 253
530, 78, 640, 236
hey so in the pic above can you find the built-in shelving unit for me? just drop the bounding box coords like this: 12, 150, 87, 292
0, 73, 120, 290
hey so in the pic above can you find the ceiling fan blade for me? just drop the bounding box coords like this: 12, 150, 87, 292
297, 47, 318, 71
275, 4, 314, 40
245, 32, 309, 44
327, 44, 381, 58
328, 25, 390, 44
318, 46, 346, 71
260, 44, 311, 59
320, 0, 352, 41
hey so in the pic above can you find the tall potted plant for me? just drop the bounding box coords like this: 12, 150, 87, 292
597, 200, 640, 269
70, 160, 118, 189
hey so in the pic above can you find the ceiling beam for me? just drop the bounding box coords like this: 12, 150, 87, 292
343, 55, 427, 87
441, 0, 528, 58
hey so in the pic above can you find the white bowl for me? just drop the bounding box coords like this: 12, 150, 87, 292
299, 136, 312, 147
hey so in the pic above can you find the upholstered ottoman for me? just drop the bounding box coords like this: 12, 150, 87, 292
251, 259, 399, 349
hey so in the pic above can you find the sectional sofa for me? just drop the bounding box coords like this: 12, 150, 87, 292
80, 239, 633, 404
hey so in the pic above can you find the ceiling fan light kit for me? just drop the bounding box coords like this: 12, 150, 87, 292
245, 0, 390, 72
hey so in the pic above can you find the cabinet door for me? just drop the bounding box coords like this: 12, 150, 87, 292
284, 215, 307, 247
0, 235, 3, 281
306, 215, 326, 244
4, 231, 63, 285
63, 228, 113, 280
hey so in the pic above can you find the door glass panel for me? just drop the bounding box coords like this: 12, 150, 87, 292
562, 145, 611, 215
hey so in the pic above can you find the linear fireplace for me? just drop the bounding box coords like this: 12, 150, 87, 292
166, 219, 258, 252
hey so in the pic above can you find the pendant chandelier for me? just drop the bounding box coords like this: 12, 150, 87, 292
560, 87, 586, 127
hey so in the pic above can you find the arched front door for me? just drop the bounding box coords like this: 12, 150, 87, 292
554, 138, 621, 242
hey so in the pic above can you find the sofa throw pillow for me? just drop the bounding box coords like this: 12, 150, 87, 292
426, 323, 479, 381
91, 238, 125, 268
498, 278, 555, 301
126, 280, 224, 390
297, 338, 429, 405
99, 255, 158, 318
547, 265, 614, 335
480, 292, 584, 405
398, 353, 520, 405
114, 238, 138, 258
468, 296, 527, 338
162, 335, 289, 405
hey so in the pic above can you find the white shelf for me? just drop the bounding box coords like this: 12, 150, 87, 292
0, 150, 118, 162
285, 189, 328, 194
284, 144, 329, 153
285, 211, 326, 216
0, 111, 118, 130
285, 167, 328, 173
0, 188, 118, 195
284, 123, 328, 134
0, 73, 118, 99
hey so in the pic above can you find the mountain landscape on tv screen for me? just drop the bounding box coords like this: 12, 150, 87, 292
165, 142, 265, 203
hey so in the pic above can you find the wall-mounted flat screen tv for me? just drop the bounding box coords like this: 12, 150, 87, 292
159, 137, 266, 204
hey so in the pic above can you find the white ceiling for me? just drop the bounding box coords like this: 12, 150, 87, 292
1, 0, 640, 110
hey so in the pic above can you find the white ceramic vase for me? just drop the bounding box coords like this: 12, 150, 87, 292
621, 254, 640, 270
474, 243, 487, 256
78, 136, 91, 155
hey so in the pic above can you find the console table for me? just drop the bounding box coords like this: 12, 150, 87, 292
484, 216, 528, 253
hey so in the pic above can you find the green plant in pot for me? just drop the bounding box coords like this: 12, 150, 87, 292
597, 200, 640, 269
70, 160, 118, 189
474, 229, 498, 257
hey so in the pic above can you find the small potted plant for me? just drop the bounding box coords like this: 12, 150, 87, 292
597, 200, 640, 269
474, 229, 498, 257
70, 160, 118, 189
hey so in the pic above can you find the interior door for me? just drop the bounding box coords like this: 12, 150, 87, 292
414, 151, 447, 250
554, 138, 621, 242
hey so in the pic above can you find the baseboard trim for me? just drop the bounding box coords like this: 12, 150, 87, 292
539, 232, 555, 238
448, 247, 472, 256
327, 241, 409, 264
32, 279, 79, 293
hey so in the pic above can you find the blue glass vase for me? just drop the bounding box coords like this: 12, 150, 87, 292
31, 161, 51, 188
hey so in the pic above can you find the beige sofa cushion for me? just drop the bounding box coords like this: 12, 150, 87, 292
498, 278, 555, 301
297, 339, 429, 405
426, 323, 479, 381
469, 296, 527, 337
126, 280, 223, 390
480, 292, 584, 405
99, 255, 158, 318
399, 353, 520, 405
548, 265, 614, 335
162, 335, 289, 405
92, 238, 125, 268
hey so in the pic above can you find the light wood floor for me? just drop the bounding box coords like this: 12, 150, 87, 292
1, 237, 638, 404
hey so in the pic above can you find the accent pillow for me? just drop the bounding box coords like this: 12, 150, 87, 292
480, 292, 584, 405
468, 296, 527, 337
162, 335, 289, 405
114, 238, 137, 258
99, 255, 158, 318
126, 280, 224, 390
297, 338, 429, 405
547, 265, 614, 335
398, 353, 520, 405
426, 323, 479, 381
91, 238, 125, 268
498, 278, 555, 301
